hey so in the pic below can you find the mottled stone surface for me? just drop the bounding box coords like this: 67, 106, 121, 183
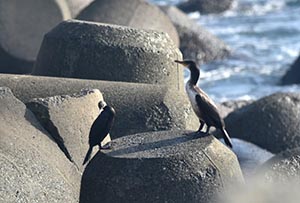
177, 0, 233, 14
0, 0, 71, 74
77, 0, 179, 46
225, 93, 300, 153
80, 130, 244, 203
0, 74, 198, 138
217, 100, 254, 118
160, 5, 230, 64
27, 89, 109, 171
33, 20, 183, 90
258, 147, 300, 182
0, 87, 80, 203
281, 55, 300, 85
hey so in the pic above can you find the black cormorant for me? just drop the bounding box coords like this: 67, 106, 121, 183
82, 101, 115, 165
175, 60, 233, 148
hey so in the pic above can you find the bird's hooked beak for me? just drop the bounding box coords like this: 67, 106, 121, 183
174, 60, 188, 67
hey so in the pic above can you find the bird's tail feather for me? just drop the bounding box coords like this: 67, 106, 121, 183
221, 128, 233, 148
82, 147, 93, 165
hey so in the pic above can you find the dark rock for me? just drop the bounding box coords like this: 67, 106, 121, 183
258, 147, 300, 182
217, 100, 254, 118
221, 147, 300, 203
0, 0, 71, 74
80, 130, 244, 203
160, 5, 230, 64
77, 0, 179, 46
177, 0, 234, 14
0, 74, 198, 138
26, 89, 110, 171
33, 20, 183, 90
0, 87, 80, 202
281, 55, 300, 85
65, 0, 94, 18
225, 93, 300, 153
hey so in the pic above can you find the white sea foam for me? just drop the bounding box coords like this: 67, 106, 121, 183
151, 0, 300, 102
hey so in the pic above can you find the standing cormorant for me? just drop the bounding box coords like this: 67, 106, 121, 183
82, 101, 116, 165
175, 60, 233, 148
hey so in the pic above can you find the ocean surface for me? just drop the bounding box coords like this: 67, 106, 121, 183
151, 0, 300, 102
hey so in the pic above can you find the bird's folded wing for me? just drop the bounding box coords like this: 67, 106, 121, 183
195, 94, 223, 127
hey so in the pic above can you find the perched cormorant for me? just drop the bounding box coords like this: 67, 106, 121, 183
82, 101, 116, 165
175, 60, 233, 148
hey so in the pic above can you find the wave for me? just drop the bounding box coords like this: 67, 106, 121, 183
224, 0, 287, 17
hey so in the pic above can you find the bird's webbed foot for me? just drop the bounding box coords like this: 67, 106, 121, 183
204, 126, 211, 135
193, 121, 205, 136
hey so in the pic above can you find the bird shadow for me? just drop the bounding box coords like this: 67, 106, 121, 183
107, 131, 213, 157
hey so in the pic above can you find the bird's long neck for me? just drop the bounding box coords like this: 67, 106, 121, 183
187, 65, 200, 86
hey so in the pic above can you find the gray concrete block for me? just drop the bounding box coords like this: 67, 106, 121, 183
0, 0, 71, 74
281, 55, 300, 85
0, 87, 80, 202
26, 88, 110, 171
77, 0, 179, 46
80, 130, 244, 203
225, 93, 300, 153
217, 100, 254, 118
177, 0, 233, 14
33, 19, 183, 90
0, 74, 198, 138
160, 5, 230, 64
258, 147, 300, 182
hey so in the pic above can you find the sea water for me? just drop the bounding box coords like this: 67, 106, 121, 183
151, 0, 300, 102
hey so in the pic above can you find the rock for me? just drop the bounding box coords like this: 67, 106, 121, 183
26, 89, 110, 171
224, 138, 274, 179
222, 147, 300, 203
222, 173, 300, 203
225, 93, 300, 153
177, 0, 234, 14
217, 100, 254, 118
257, 147, 300, 182
0, 0, 71, 74
65, 0, 94, 18
160, 5, 230, 64
0, 87, 80, 202
0, 74, 198, 138
80, 130, 244, 203
281, 55, 300, 85
77, 0, 179, 46
33, 20, 183, 90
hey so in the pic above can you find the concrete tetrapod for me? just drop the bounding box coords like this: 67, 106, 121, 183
80, 130, 244, 203
0, 0, 71, 74
0, 74, 198, 138
281, 55, 300, 85
0, 87, 80, 202
257, 147, 300, 183
224, 148, 300, 203
33, 20, 183, 90
177, 0, 233, 14
160, 5, 230, 64
222, 147, 300, 203
225, 93, 300, 153
77, 0, 179, 46
26, 89, 110, 172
